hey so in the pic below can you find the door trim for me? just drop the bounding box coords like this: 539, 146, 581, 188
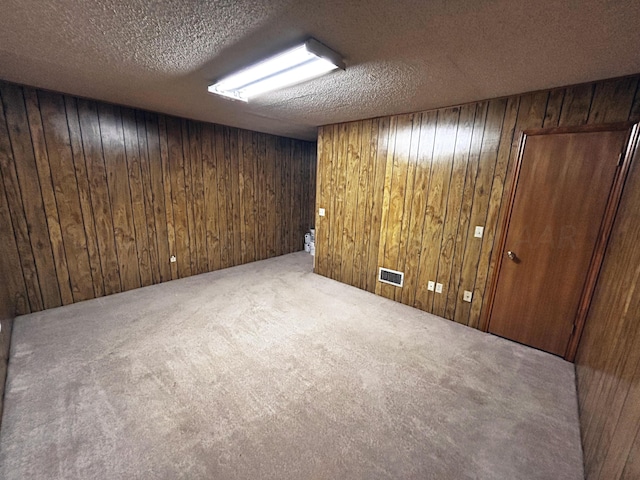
481, 122, 639, 361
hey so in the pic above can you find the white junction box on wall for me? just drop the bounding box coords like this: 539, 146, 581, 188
427, 281, 435, 291
463, 290, 473, 302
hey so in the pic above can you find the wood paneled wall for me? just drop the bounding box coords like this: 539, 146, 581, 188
0, 81, 316, 315
575, 140, 640, 478
315, 73, 640, 480
315, 74, 640, 328
0, 237, 15, 429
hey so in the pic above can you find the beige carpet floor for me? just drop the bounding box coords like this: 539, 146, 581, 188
0, 252, 583, 479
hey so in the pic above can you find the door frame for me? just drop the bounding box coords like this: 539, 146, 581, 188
481, 122, 639, 361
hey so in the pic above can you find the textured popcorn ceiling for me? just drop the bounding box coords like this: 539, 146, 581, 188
1, 0, 639, 140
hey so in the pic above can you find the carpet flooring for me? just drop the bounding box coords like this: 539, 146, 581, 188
0, 252, 583, 479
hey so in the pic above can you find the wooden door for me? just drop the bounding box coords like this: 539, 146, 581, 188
487, 125, 633, 356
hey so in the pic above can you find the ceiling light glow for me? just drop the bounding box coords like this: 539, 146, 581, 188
208, 39, 344, 102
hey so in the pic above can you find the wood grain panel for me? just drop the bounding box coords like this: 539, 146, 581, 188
315, 73, 640, 480
0, 87, 43, 311
228, 128, 242, 266
445, 102, 487, 321
340, 121, 361, 286
122, 107, 153, 287
0, 184, 19, 426
0, 161, 29, 315
39, 91, 95, 302
433, 104, 475, 317
375, 115, 398, 298
1, 84, 61, 309
414, 108, 459, 310
99, 103, 141, 292
136, 110, 162, 285
353, 119, 373, 290
143, 112, 171, 283
65, 97, 105, 297
575, 130, 640, 480
0, 79, 315, 314
157, 115, 178, 280
23, 90, 74, 306
394, 114, 421, 303
202, 123, 221, 272
400, 111, 436, 306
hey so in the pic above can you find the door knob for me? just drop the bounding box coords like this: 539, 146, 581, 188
507, 251, 517, 261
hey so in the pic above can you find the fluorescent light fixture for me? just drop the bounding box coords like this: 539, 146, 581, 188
208, 38, 345, 102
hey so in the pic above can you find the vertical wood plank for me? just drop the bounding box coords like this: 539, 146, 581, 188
375, 116, 399, 297
165, 116, 191, 278
64, 96, 105, 297
188, 121, 207, 273
24, 89, 74, 305
331, 126, 349, 279
214, 125, 232, 268
432, 104, 476, 317
98, 103, 141, 291
558, 83, 595, 126
257, 134, 268, 259
77, 99, 122, 294
340, 121, 362, 286
0, 143, 30, 314
266, 135, 277, 259
285, 139, 294, 253
587, 77, 638, 124
543, 88, 565, 128
315, 127, 331, 275
400, 111, 437, 306
144, 112, 171, 283
367, 118, 390, 292
445, 102, 488, 320
414, 108, 460, 311
453, 99, 507, 325
353, 120, 372, 289
394, 114, 422, 302
229, 128, 242, 266
202, 123, 221, 272
239, 130, 256, 263
0, 87, 44, 311
358, 120, 379, 290
39, 91, 95, 302
1, 84, 61, 309
381, 114, 414, 300
181, 119, 197, 275
136, 110, 162, 285
121, 107, 153, 288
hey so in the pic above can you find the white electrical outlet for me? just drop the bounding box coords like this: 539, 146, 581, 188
170, 255, 177, 263
427, 281, 435, 291
463, 290, 473, 302
435, 283, 443, 293
474, 226, 484, 238
319, 208, 326, 217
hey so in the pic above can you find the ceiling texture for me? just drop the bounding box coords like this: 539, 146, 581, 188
1, 0, 640, 140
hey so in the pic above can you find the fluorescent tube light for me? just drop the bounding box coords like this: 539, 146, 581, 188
208, 38, 344, 102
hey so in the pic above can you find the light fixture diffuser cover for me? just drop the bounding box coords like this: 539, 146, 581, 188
208, 38, 345, 101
